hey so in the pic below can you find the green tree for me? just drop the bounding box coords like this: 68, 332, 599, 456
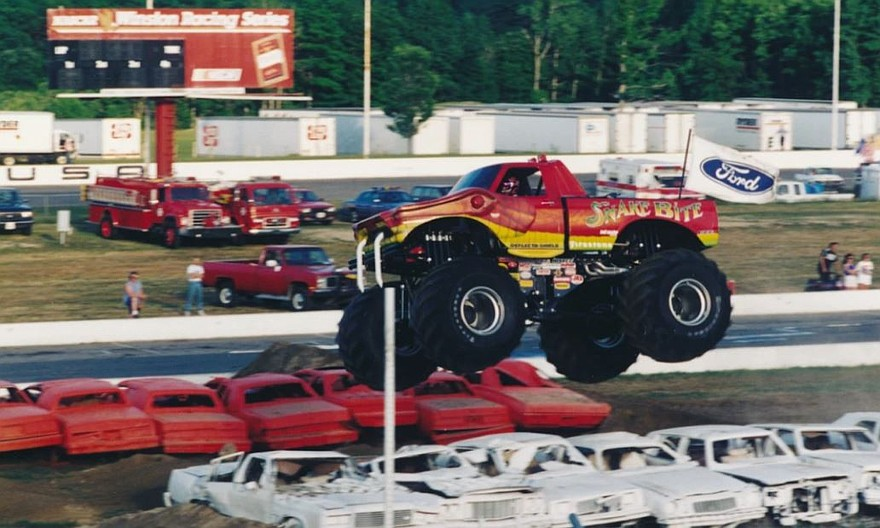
378, 44, 438, 142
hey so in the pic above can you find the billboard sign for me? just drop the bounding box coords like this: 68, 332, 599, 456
46, 8, 294, 90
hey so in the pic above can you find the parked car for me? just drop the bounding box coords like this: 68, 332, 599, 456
337, 187, 416, 223
834, 411, 880, 443
451, 432, 652, 527
411, 183, 453, 202
164, 450, 438, 527
650, 424, 859, 525
463, 359, 611, 431
293, 367, 418, 428
206, 373, 359, 449
402, 371, 515, 444
293, 188, 336, 225
358, 443, 552, 528
0, 187, 34, 235
753, 422, 880, 507
24, 378, 159, 455
0, 379, 62, 452
568, 431, 766, 528
118, 377, 251, 454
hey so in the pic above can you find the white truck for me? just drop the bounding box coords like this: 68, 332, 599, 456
596, 157, 704, 199
164, 450, 439, 527
0, 111, 77, 166
775, 181, 855, 203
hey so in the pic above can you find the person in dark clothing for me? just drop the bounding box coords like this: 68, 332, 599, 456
817, 242, 840, 283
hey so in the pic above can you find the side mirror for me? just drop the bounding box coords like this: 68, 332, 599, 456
265, 259, 278, 267
244, 481, 258, 490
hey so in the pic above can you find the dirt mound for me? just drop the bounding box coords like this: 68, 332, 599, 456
94, 503, 269, 528
234, 342, 344, 377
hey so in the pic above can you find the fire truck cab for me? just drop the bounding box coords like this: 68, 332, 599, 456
209, 177, 301, 242
597, 158, 704, 199
85, 172, 241, 248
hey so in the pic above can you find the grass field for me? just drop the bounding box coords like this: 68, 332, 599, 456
0, 200, 877, 323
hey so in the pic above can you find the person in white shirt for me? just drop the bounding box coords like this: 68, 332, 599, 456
856, 253, 874, 290
184, 256, 206, 316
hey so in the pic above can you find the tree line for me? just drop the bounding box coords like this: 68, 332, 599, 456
1, 0, 875, 128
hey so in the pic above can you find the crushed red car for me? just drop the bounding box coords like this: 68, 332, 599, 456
401, 371, 514, 444
464, 359, 611, 430
24, 378, 160, 455
207, 373, 359, 449
119, 377, 251, 454
294, 367, 419, 428
0, 379, 62, 453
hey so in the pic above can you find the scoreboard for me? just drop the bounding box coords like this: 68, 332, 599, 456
46, 8, 294, 91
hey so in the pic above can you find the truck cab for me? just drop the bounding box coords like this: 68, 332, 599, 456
210, 177, 300, 241
0, 187, 34, 235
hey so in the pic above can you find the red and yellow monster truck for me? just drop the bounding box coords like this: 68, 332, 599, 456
337, 155, 731, 390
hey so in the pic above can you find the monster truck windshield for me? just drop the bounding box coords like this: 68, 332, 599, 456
451, 164, 503, 192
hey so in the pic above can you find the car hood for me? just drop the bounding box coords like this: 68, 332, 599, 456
0, 203, 30, 213
526, 472, 639, 498
805, 451, 880, 472
719, 461, 847, 486
618, 466, 752, 498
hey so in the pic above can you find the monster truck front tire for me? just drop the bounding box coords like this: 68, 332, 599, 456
336, 285, 437, 391
538, 278, 639, 383
411, 258, 526, 373
621, 249, 731, 362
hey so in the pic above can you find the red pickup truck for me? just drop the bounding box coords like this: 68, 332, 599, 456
202, 244, 357, 311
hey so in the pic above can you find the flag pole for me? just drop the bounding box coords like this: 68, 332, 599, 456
679, 129, 693, 200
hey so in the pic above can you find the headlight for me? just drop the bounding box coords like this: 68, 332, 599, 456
316, 277, 329, 289
221, 216, 231, 225
179, 217, 189, 226
301, 207, 312, 213
21, 211, 33, 218
327, 206, 337, 212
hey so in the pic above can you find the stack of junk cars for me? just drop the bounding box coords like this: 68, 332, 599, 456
0, 360, 611, 456
164, 423, 880, 528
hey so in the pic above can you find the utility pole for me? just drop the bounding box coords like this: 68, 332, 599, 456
363, 0, 371, 158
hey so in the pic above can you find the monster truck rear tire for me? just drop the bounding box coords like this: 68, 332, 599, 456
538, 279, 639, 383
411, 258, 526, 373
336, 285, 437, 391
621, 249, 731, 362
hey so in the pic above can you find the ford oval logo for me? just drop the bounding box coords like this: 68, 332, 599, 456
699, 158, 776, 194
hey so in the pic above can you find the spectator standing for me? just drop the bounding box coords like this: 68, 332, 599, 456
817, 242, 840, 283
842, 253, 858, 290
123, 271, 146, 318
856, 253, 874, 290
184, 256, 206, 316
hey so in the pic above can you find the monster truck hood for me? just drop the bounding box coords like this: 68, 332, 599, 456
718, 461, 847, 486
618, 466, 753, 498
354, 189, 534, 243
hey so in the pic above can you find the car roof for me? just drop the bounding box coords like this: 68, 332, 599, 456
212, 373, 305, 388
119, 377, 214, 393
652, 424, 774, 440
568, 431, 655, 450
451, 431, 566, 449
752, 423, 869, 433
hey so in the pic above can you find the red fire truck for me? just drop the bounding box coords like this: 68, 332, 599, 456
85, 169, 241, 248
209, 177, 301, 242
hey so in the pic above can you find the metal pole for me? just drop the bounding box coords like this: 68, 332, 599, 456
363, 0, 371, 158
383, 286, 396, 528
831, 0, 840, 150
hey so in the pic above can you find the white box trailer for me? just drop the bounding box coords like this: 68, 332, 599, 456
647, 112, 695, 153
333, 111, 449, 156
195, 116, 336, 158
786, 109, 876, 150
445, 113, 495, 155
859, 165, 880, 200
493, 112, 610, 154
58, 118, 141, 157
694, 109, 793, 151
609, 110, 648, 153
0, 111, 77, 165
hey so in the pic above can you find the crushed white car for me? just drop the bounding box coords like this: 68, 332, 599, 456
450, 432, 651, 527
650, 425, 859, 526
357, 444, 552, 527
164, 450, 439, 528
567, 431, 766, 527
834, 411, 880, 444
753, 423, 880, 506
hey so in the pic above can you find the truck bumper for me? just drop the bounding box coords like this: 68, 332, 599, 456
179, 226, 242, 240
246, 227, 301, 236
1, 219, 34, 233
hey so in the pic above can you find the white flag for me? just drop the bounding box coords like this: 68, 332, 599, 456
685, 135, 778, 204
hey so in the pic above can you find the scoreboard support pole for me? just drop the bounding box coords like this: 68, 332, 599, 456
155, 98, 176, 178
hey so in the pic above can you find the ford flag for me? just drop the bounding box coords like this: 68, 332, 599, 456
685, 136, 778, 203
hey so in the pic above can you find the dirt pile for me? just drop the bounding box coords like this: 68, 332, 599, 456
233, 342, 344, 377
